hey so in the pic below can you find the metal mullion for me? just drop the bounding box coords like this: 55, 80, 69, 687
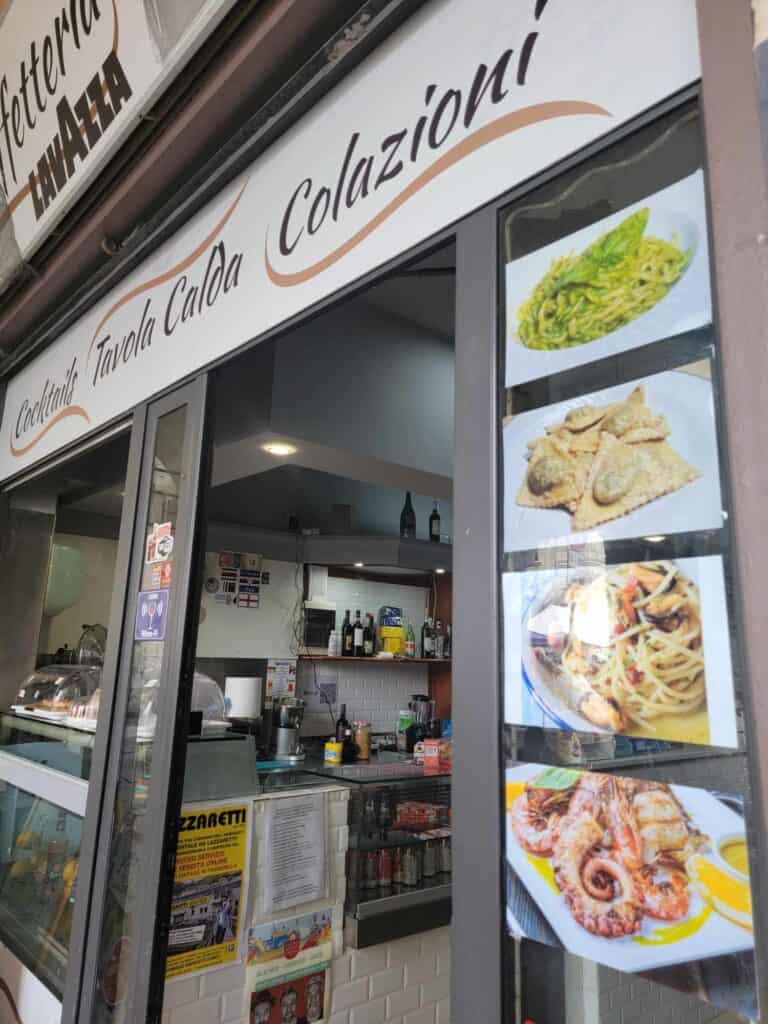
59, 406, 145, 1024
75, 398, 159, 1024
124, 375, 209, 1024
452, 205, 502, 1024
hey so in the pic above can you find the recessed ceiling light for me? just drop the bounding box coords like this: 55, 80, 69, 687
645, 535, 665, 543
354, 562, 364, 568
261, 442, 297, 457
435, 568, 446, 575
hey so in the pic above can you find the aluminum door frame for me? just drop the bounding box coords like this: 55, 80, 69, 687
75, 376, 210, 1023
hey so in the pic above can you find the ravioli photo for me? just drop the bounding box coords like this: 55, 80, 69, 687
505, 171, 712, 388
503, 365, 723, 552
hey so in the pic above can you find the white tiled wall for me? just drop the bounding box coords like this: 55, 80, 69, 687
328, 928, 451, 1024
325, 578, 430, 642
298, 660, 430, 737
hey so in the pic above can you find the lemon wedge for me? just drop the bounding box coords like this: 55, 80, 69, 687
687, 854, 753, 931
506, 781, 526, 810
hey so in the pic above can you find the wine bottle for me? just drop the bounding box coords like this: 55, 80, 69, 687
335, 703, 350, 743
400, 491, 416, 538
341, 610, 353, 656
405, 622, 416, 658
444, 622, 452, 658
434, 618, 444, 658
421, 617, 435, 658
353, 609, 364, 657
429, 500, 441, 542
363, 614, 375, 656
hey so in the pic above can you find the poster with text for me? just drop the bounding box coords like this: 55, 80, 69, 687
503, 556, 737, 749
505, 762, 756, 1018
503, 361, 723, 553
247, 911, 333, 988
166, 803, 251, 979
505, 171, 711, 388
249, 969, 329, 1024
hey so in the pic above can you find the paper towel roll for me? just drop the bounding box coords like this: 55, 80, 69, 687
224, 677, 263, 718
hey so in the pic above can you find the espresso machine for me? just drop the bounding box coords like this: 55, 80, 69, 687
272, 697, 306, 763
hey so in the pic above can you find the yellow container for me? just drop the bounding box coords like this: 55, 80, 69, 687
324, 740, 343, 765
380, 625, 405, 655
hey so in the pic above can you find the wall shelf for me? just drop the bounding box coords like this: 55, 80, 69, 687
299, 656, 451, 665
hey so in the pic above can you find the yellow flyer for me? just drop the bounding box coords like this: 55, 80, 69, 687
166, 803, 251, 979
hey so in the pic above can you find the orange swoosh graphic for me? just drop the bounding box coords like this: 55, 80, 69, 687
265, 100, 610, 287
10, 406, 91, 457
87, 180, 249, 365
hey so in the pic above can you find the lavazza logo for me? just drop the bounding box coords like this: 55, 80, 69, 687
9, 0, 610, 460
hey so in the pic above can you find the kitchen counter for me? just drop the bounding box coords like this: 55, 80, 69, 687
302, 748, 451, 783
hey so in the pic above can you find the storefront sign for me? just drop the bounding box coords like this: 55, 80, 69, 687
166, 801, 251, 979
0, 0, 236, 285
0, 0, 701, 480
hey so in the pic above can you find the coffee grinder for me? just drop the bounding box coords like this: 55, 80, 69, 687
272, 697, 306, 763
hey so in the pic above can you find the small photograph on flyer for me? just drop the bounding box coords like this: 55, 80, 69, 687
503, 555, 737, 749
504, 170, 711, 388
249, 969, 329, 1024
503, 361, 722, 553
505, 762, 755, 1018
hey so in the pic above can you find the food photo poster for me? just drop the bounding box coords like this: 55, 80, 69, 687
505, 762, 756, 1018
502, 556, 737, 749
504, 170, 711, 388
503, 360, 722, 553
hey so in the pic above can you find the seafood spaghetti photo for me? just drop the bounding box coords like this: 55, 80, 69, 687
503, 556, 738, 749
505, 764, 754, 977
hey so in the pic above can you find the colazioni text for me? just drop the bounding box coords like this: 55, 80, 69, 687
91, 241, 243, 386
276, 35, 543, 259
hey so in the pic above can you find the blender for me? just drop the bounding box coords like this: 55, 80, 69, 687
272, 697, 306, 763
405, 694, 435, 753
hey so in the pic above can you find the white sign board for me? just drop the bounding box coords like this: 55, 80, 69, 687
0, 0, 701, 481
0, 0, 235, 271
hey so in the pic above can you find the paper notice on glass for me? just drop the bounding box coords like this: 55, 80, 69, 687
263, 794, 327, 914
266, 659, 297, 699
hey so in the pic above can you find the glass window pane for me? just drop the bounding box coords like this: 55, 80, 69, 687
90, 406, 188, 1022
499, 103, 759, 1023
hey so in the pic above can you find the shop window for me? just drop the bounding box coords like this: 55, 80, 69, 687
499, 102, 758, 1022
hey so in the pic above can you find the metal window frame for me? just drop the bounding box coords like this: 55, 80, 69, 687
75, 376, 209, 1023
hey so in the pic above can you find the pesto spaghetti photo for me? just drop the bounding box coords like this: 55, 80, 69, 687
517, 208, 692, 351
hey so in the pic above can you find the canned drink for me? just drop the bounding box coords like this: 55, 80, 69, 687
363, 850, 378, 890
392, 847, 404, 885
423, 840, 437, 878
402, 846, 422, 887
439, 837, 452, 874
377, 791, 392, 828
379, 847, 393, 887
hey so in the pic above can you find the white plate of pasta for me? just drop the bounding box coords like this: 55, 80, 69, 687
505, 764, 754, 974
504, 556, 738, 749
504, 170, 712, 388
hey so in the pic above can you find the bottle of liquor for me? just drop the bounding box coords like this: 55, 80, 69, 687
341, 610, 353, 657
405, 622, 416, 658
400, 492, 416, 538
363, 614, 375, 656
353, 610, 364, 657
434, 618, 445, 658
335, 703, 350, 743
421, 617, 435, 659
444, 622, 452, 659
429, 500, 441, 542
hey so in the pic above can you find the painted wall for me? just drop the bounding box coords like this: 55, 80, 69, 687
39, 533, 118, 654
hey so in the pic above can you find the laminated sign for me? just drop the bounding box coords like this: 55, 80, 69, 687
166, 803, 251, 979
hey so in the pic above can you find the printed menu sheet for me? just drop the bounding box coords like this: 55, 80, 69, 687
263, 794, 328, 914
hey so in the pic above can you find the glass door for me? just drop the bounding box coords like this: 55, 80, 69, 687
76, 377, 210, 1024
